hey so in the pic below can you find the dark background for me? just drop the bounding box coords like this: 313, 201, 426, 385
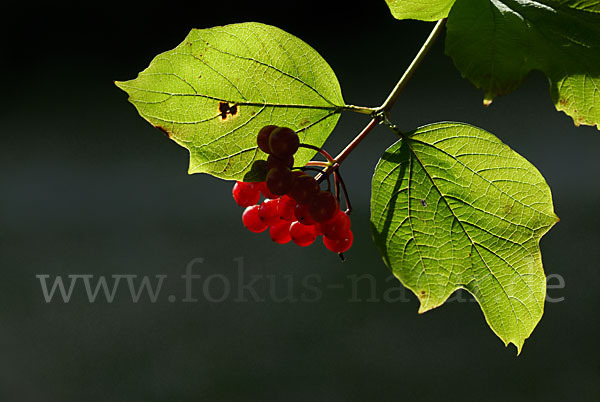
2, 1, 599, 401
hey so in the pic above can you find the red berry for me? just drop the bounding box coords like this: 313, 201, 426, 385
290, 174, 319, 204
277, 195, 297, 221
258, 198, 281, 226
313, 223, 323, 236
323, 230, 353, 253
308, 191, 338, 222
232, 181, 260, 207
257, 125, 277, 154
319, 211, 351, 240
270, 221, 292, 244
266, 167, 295, 195
269, 127, 299, 157
242, 205, 268, 233
267, 154, 294, 170
290, 221, 318, 247
294, 203, 317, 226
257, 181, 279, 199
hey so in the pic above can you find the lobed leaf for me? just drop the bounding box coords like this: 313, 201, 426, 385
370, 122, 559, 352
446, 0, 600, 129
116, 22, 345, 180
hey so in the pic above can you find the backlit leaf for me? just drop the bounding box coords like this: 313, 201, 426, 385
370, 122, 559, 352
116, 22, 345, 180
446, 0, 600, 129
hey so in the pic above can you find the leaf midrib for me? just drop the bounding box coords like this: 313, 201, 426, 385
121, 82, 344, 112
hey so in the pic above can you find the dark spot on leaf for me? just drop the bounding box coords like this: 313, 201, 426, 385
419, 290, 426, 298
559, 98, 569, 106
420, 199, 427, 207
218, 102, 238, 120
299, 119, 311, 127
154, 125, 171, 138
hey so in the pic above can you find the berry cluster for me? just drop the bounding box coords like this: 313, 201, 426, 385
231, 126, 353, 255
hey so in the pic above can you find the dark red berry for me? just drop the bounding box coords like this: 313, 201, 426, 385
290, 221, 318, 247
267, 154, 294, 170
290, 174, 319, 204
258, 198, 281, 226
319, 210, 351, 240
294, 203, 317, 226
242, 205, 268, 233
270, 221, 292, 244
323, 230, 353, 253
257, 125, 277, 154
308, 190, 338, 223
269, 127, 299, 157
277, 195, 297, 221
232, 181, 260, 207
266, 167, 295, 195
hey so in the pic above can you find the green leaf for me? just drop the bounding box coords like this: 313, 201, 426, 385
116, 22, 345, 180
384, 0, 457, 21
370, 122, 558, 352
446, 0, 600, 129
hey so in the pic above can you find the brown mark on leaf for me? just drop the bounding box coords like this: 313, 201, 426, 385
559, 97, 569, 106
419, 290, 427, 298
154, 125, 171, 138
299, 119, 311, 127
219, 102, 239, 120
503, 204, 512, 216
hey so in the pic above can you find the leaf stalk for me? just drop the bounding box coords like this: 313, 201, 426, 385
317, 18, 447, 176
379, 18, 447, 114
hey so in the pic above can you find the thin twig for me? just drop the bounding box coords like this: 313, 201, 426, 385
314, 19, 446, 180
379, 18, 447, 114
311, 20, 447, 189
341, 104, 378, 115
335, 169, 352, 214
299, 144, 336, 163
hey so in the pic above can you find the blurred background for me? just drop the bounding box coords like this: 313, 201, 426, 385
1, 1, 599, 401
